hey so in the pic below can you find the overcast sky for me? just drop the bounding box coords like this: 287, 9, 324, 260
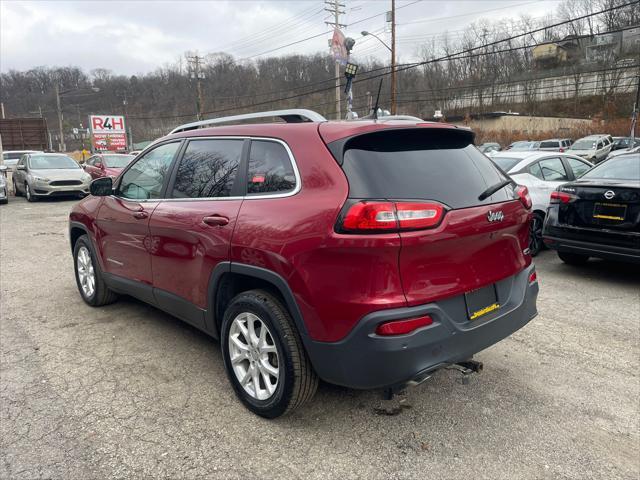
1, 0, 561, 75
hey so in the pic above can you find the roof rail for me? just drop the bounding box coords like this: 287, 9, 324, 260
169, 109, 327, 135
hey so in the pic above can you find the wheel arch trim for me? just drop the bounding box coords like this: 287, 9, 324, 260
207, 262, 309, 341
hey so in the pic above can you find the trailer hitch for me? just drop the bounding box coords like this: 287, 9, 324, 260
446, 359, 483, 384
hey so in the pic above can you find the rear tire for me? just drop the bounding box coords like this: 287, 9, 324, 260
221, 289, 318, 418
73, 234, 118, 306
529, 212, 545, 257
13, 178, 22, 196
558, 251, 589, 265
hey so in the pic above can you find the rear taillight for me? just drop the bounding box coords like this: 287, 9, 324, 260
559, 148, 565, 153
550, 191, 575, 204
375, 315, 433, 336
515, 185, 532, 210
528, 270, 537, 284
340, 201, 445, 233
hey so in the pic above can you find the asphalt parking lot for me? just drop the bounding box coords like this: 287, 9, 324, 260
1, 195, 638, 480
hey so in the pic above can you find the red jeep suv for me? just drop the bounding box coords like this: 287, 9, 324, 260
69, 109, 538, 418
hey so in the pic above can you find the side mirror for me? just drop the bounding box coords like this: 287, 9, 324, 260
89, 176, 113, 196
16, 164, 26, 171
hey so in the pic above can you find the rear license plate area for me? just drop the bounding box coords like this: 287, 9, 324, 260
465, 284, 500, 321
593, 202, 626, 223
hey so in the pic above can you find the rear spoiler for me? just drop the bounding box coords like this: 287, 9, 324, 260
326, 126, 475, 166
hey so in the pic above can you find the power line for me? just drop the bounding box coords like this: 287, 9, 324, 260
238, 0, 423, 61
126, 2, 637, 121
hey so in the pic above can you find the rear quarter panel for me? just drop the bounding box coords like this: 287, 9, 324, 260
230, 126, 407, 342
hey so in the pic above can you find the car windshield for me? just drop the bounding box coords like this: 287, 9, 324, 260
491, 156, 522, 172
510, 141, 537, 150
29, 155, 79, 169
103, 155, 134, 168
571, 139, 596, 150
3, 152, 27, 160
581, 154, 640, 181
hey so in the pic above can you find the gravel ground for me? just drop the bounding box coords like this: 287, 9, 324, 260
1, 195, 639, 480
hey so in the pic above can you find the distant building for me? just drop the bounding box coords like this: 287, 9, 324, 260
532, 43, 569, 67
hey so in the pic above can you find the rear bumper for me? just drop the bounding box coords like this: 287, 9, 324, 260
305, 265, 538, 390
543, 235, 640, 263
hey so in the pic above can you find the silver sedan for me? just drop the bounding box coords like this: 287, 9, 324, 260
12, 153, 91, 201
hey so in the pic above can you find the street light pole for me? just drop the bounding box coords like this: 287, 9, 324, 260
391, 0, 397, 115
361, 26, 396, 114
55, 85, 65, 152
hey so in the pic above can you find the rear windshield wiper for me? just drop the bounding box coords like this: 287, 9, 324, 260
478, 179, 513, 201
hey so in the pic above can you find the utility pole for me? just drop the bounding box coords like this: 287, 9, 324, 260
187, 53, 205, 121
390, 0, 397, 115
55, 85, 66, 152
325, 0, 346, 120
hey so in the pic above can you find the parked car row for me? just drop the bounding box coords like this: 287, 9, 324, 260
481, 135, 638, 163
0, 151, 135, 204
487, 144, 639, 265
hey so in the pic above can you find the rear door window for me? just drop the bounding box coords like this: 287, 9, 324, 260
528, 162, 544, 180
566, 157, 591, 178
172, 139, 243, 198
339, 129, 512, 209
539, 157, 569, 181
247, 140, 296, 195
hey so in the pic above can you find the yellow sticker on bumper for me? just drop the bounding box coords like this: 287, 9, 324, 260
470, 303, 500, 320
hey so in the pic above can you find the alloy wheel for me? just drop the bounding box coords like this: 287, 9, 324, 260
76, 246, 96, 298
529, 214, 543, 255
228, 312, 280, 401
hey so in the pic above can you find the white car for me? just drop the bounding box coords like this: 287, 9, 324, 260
490, 151, 593, 255
2, 150, 42, 171
568, 135, 612, 163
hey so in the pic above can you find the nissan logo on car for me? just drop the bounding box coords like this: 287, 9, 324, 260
487, 210, 505, 222
604, 190, 615, 200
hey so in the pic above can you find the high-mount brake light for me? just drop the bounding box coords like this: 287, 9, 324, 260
550, 191, 575, 204
340, 201, 445, 233
515, 185, 532, 209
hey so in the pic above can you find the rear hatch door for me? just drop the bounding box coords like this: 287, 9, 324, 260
335, 127, 531, 307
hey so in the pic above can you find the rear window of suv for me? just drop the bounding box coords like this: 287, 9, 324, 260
540, 141, 559, 148
339, 128, 513, 209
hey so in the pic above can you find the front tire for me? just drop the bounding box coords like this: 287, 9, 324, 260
558, 251, 589, 265
529, 212, 545, 257
25, 183, 36, 202
73, 235, 118, 306
221, 290, 318, 418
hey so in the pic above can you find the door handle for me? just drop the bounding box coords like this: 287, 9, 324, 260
133, 211, 148, 220
203, 215, 229, 226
